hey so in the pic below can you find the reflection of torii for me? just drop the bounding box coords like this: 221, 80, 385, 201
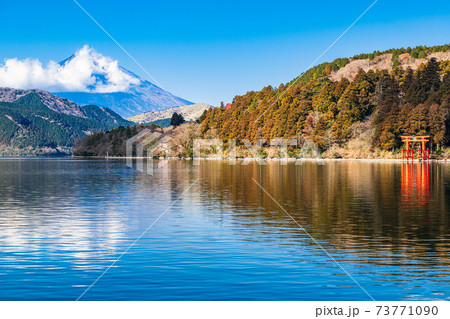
400, 135, 430, 161
400, 162, 430, 209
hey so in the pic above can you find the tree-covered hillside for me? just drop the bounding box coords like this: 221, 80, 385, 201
82, 104, 132, 127
0, 93, 132, 155
199, 57, 450, 155
73, 124, 162, 157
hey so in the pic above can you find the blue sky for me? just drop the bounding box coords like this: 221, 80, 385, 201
0, 0, 450, 105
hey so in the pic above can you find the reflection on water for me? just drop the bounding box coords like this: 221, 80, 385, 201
0, 159, 449, 300
401, 162, 430, 208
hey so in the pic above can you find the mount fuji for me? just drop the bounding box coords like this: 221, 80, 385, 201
52, 47, 193, 118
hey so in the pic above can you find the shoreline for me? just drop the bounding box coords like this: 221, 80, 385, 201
78, 156, 450, 163
1, 155, 449, 163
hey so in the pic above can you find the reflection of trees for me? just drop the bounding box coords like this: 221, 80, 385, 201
195, 160, 450, 264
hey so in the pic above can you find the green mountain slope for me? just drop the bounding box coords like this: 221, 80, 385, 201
82, 104, 132, 127
0, 93, 132, 155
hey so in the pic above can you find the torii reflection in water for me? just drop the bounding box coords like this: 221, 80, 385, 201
401, 161, 430, 208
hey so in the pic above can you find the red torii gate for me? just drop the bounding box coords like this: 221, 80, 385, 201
400, 135, 430, 160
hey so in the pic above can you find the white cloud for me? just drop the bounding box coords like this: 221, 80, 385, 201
0, 45, 140, 93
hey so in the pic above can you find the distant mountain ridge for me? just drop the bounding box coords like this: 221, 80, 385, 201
0, 87, 86, 117
128, 103, 211, 124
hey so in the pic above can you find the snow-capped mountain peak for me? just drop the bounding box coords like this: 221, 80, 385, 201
56, 45, 141, 94
54, 46, 193, 118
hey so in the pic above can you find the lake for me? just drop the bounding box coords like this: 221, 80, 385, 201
0, 158, 449, 301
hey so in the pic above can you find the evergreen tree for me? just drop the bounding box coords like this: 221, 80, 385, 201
422, 58, 441, 94
170, 112, 185, 127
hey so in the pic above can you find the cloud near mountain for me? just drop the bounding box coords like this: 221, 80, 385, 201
0, 45, 140, 93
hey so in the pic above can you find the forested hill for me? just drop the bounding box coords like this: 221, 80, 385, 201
0, 92, 132, 155
296, 44, 450, 82
73, 124, 162, 157
199, 46, 450, 156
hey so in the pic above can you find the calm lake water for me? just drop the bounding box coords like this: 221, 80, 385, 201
0, 158, 449, 301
